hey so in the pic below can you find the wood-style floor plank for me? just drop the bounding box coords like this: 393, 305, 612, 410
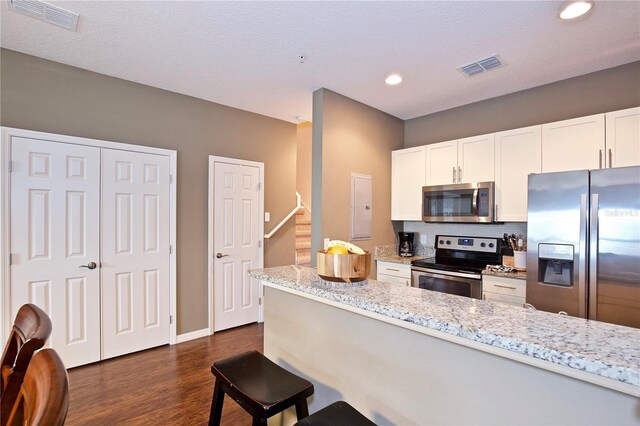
65, 323, 263, 425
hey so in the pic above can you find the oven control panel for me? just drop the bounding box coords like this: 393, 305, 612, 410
435, 235, 499, 253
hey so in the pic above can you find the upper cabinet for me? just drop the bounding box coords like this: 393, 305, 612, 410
458, 134, 496, 183
391, 146, 425, 221
541, 114, 605, 172
425, 134, 494, 185
494, 126, 541, 222
425, 140, 457, 185
605, 107, 640, 168
392, 107, 639, 222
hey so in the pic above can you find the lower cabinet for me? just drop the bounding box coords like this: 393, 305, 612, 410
482, 275, 525, 307
376, 261, 411, 286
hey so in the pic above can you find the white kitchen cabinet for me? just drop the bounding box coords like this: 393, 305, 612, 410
391, 146, 426, 220
541, 114, 605, 173
605, 107, 640, 168
376, 261, 411, 286
457, 133, 495, 183
425, 135, 494, 185
494, 126, 541, 221
425, 140, 457, 185
483, 275, 525, 307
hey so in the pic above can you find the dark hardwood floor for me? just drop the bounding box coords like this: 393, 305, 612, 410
65, 323, 263, 425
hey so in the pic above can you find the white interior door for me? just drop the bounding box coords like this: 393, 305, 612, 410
101, 149, 170, 359
10, 137, 101, 368
213, 160, 262, 331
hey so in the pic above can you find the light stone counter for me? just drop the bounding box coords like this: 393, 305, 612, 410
482, 269, 527, 280
250, 265, 640, 394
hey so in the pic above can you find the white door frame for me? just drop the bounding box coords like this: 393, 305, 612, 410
208, 156, 264, 334
0, 127, 178, 347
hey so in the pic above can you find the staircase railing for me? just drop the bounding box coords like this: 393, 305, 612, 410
264, 192, 310, 239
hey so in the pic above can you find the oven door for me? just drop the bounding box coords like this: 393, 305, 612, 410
411, 267, 482, 300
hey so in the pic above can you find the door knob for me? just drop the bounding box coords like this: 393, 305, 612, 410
80, 262, 97, 270
216, 253, 228, 259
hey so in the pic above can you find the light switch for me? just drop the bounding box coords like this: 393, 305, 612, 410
420, 234, 427, 244
265, 212, 270, 222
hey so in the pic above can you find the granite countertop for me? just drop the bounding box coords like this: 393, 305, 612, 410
374, 244, 432, 265
249, 265, 640, 392
482, 269, 527, 280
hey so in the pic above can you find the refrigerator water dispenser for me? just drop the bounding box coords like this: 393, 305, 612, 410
538, 243, 574, 287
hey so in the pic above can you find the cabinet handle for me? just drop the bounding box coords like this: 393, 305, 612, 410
599, 150, 602, 169
494, 284, 516, 290
608, 149, 612, 168
452, 167, 456, 183
458, 166, 462, 183
386, 268, 400, 272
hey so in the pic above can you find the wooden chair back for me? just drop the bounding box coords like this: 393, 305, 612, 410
0, 304, 52, 425
5, 349, 69, 426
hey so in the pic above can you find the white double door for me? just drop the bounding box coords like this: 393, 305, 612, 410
10, 137, 170, 368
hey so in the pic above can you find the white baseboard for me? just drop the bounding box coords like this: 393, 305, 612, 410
175, 328, 211, 344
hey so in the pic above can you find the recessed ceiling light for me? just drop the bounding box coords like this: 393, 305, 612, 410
559, 1, 593, 20
385, 74, 403, 85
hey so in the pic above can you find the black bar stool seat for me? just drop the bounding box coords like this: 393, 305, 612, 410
294, 401, 376, 426
208, 350, 314, 426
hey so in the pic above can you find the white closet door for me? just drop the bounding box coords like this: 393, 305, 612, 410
101, 149, 171, 359
10, 137, 101, 368
213, 161, 261, 331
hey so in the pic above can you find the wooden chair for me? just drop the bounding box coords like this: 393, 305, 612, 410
209, 350, 314, 426
0, 304, 52, 425
4, 349, 69, 426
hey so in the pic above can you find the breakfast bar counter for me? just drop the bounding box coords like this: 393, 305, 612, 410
249, 265, 639, 425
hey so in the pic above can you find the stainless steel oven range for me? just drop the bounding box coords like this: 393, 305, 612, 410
411, 235, 502, 299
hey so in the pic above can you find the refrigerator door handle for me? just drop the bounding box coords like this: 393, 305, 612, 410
588, 193, 599, 320
578, 194, 588, 318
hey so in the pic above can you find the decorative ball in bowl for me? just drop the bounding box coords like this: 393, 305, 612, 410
316, 241, 371, 283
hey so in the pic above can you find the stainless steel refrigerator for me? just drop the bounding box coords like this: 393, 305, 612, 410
527, 166, 640, 328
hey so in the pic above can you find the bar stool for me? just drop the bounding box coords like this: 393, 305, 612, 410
294, 401, 376, 426
208, 350, 314, 426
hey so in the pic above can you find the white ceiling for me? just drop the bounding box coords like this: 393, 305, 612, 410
1, 1, 639, 123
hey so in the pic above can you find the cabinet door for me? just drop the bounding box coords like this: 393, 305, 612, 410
541, 114, 605, 172
458, 134, 495, 183
425, 140, 457, 185
605, 107, 640, 168
391, 147, 426, 220
494, 126, 541, 221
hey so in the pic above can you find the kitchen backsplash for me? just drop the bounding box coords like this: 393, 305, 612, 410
403, 222, 527, 248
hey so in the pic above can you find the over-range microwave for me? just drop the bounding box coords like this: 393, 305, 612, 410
422, 182, 495, 223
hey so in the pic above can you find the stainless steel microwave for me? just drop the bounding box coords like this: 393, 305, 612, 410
422, 182, 495, 223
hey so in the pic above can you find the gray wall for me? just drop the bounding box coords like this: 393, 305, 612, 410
0, 48, 297, 334
311, 88, 404, 275
405, 61, 640, 147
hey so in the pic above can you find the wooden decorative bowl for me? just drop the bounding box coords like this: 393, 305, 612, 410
317, 251, 371, 283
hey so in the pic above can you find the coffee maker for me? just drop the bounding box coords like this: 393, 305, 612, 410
398, 232, 415, 257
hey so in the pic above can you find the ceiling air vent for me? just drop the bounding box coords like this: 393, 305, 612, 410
458, 54, 505, 77
8, 0, 79, 31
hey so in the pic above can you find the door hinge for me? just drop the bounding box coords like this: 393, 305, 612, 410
169, 245, 172, 254
259, 297, 263, 306
9, 253, 13, 265
169, 174, 173, 184
170, 315, 173, 324
8, 161, 13, 173
258, 240, 262, 248
257, 182, 261, 191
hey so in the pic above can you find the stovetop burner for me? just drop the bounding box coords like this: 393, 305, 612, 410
411, 235, 502, 274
